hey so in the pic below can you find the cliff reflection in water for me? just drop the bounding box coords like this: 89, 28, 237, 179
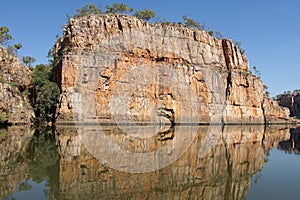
55, 125, 287, 200
0, 126, 59, 199
0, 125, 294, 200
278, 126, 300, 154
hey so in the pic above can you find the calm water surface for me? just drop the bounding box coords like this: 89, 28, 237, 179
0, 125, 299, 200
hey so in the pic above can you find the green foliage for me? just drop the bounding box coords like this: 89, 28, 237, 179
293, 89, 300, 93
183, 15, 201, 29
264, 91, 270, 98
74, 3, 103, 18
71, 3, 227, 43
276, 89, 300, 100
6, 44, 15, 55
7, 81, 20, 88
0, 129, 8, 141
208, 31, 214, 36
18, 180, 32, 191
263, 85, 270, 98
105, 3, 134, 14
26, 127, 59, 183
14, 43, 22, 50
31, 64, 60, 122
14, 43, 22, 56
134, 9, 156, 21
0, 26, 23, 57
34, 82, 60, 122
47, 35, 63, 66
22, 56, 36, 68
213, 31, 224, 39
33, 64, 52, 86
0, 111, 8, 123
233, 40, 245, 54
252, 66, 261, 78
6, 43, 22, 56
0, 26, 12, 45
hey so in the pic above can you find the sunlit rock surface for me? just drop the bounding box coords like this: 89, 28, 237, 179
52, 14, 290, 124
0, 46, 34, 124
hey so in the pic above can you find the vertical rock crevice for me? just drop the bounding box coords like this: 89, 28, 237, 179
117, 18, 123, 32
221, 39, 233, 124
261, 98, 267, 125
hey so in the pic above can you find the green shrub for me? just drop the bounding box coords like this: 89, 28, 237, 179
0, 129, 8, 141
0, 111, 8, 123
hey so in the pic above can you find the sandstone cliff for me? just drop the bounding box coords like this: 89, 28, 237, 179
277, 92, 300, 119
0, 46, 34, 124
52, 14, 290, 124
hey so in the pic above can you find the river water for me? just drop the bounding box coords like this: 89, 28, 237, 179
0, 125, 299, 200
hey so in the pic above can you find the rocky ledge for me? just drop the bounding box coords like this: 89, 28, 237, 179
0, 46, 34, 124
52, 14, 290, 124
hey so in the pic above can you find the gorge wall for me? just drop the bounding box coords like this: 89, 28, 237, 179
0, 46, 34, 124
277, 92, 300, 119
52, 14, 290, 124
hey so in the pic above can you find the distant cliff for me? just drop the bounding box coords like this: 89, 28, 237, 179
52, 14, 290, 124
277, 92, 300, 119
0, 46, 34, 124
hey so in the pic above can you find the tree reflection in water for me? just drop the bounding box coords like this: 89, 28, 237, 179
0, 126, 59, 200
0, 125, 298, 200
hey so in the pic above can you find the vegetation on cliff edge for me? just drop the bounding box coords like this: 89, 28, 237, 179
70, 3, 245, 53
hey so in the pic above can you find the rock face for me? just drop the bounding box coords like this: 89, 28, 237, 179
52, 14, 290, 124
0, 46, 34, 124
263, 97, 291, 123
277, 92, 300, 118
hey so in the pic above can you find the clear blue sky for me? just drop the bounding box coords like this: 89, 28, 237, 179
1, 0, 299, 97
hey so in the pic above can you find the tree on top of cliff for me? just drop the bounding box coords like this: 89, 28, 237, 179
183, 15, 202, 29
105, 3, 134, 14
73, 3, 156, 21
134, 9, 156, 21
0, 26, 24, 57
74, 3, 103, 18
6, 43, 22, 56
22, 56, 36, 69
0, 26, 12, 45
